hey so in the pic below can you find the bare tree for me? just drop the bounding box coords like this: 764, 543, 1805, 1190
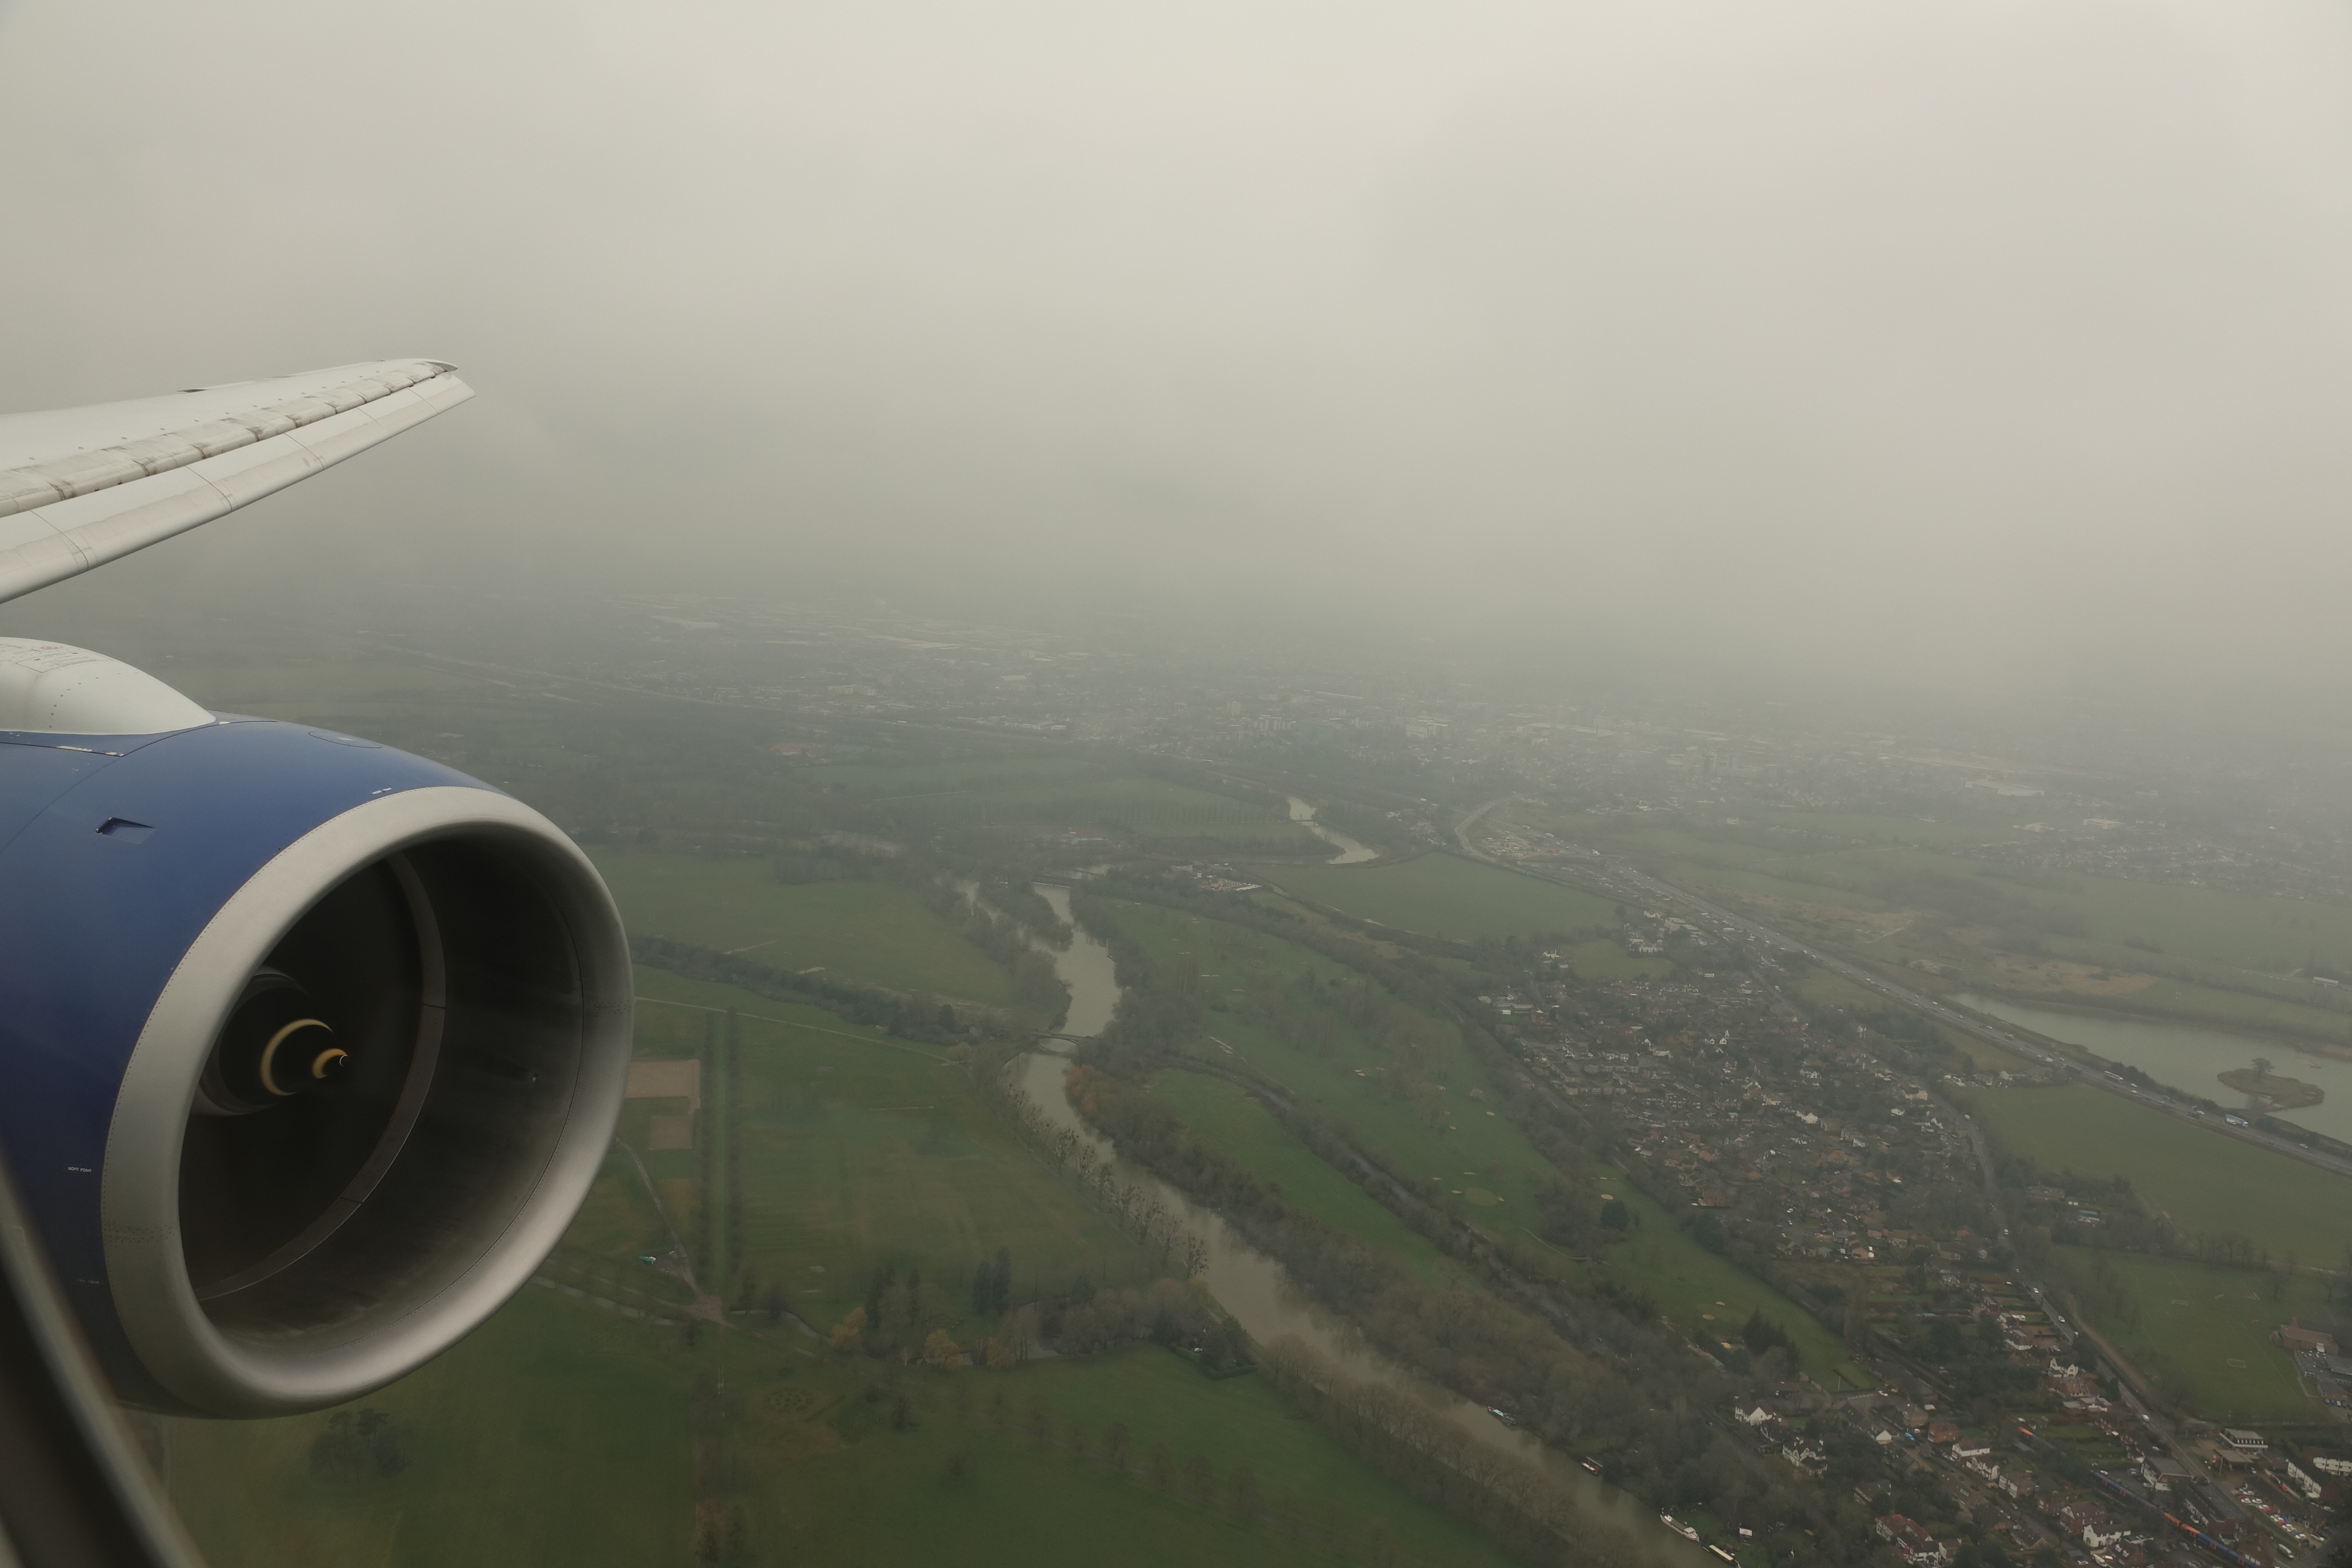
1229, 1463, 1263, 1521
1004, 1303, 1042, 1363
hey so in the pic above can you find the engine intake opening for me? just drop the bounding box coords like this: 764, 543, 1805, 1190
179, 863, 432, 1298
197, 972, 352, 1117
103, 786, 631, 1417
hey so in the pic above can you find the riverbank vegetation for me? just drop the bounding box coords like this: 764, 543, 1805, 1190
1148, 1073, 1454, 1282
1059, 880, 1893, 1566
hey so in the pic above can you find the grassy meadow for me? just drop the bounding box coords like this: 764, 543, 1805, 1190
1251, 855, 1617, 942
629, 967, 1163, 1316
165, 1287, 696, 1568
808, 759, 1326, 854
750, 1343, 1534, 1568
2043, 1249, 2327, 1424
2047, 971, 2352, 1048
806, 756, 1101, 795
1561, 939, 1673, 983
1524, 806, 2352, 1044
1961, 1083, 2352, 1264
588, 849, 1022, 1007
171, 1292, 1535, 1568
1149, 1071, 1454, 1282
1108, 901, 1560, 1214
1579, 1180, 1870, 1391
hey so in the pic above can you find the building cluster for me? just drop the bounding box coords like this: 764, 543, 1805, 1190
1499, 961, 1984, 1268
1734, 1385, 2333, 1568
1474, 956, 2352, 1566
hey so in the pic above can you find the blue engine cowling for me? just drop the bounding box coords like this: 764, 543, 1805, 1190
0, 708, 632, 1417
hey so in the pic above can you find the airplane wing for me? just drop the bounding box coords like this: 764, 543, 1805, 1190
0, 353, 633, 1424
0, 359, 472, 606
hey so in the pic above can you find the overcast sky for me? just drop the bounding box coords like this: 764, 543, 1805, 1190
3, 0, 2351, 701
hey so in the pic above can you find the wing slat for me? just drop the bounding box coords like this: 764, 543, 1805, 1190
0, 360, 472, 606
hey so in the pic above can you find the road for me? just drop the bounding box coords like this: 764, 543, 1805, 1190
1454, 797, 1515, 861
1469, 809, 2352, 1184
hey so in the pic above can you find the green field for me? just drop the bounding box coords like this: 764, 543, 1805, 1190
166, 1288, 696, 1567
2044, 970, 2352, 1047
754, 1343, 1532, 1568
810, 759, 1324, 853
1149, 1072, 1452, 1282
1562, 939, 1673, 983
589, 850, 1021, 1007
808, 756, 1099, 795
1108, 901, 1561, 1215
168, 1288, 1535, 1568
171, 963, 1537, 1567
1251, 854, 1616, 941
630, 966, 1162, 1314
1555, 810, 2352, 1010
1580, 1180, 1870, 1391
2045, 1249, 2326, 1423
1961, 1083, 2352, 1264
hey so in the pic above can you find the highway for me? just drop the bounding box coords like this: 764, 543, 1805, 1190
1454, 797, 1514, 860
1471, 820, 2352, 1185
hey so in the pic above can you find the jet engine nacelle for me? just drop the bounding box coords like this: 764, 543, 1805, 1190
0, 641, 632, 1416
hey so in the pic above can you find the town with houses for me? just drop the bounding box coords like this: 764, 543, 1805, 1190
1460, 924, 2350, 1568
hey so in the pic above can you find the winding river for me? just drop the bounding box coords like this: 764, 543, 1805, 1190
1289, 795, 1379, 865
1021, 884, 1704, 1566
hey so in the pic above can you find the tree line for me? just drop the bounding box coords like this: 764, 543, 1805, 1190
1055, 878, 1894, 1567
629, 933, 1025, 1044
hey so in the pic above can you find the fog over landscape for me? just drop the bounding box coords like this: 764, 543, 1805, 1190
5, 0, 2352, 701
25, 8, 2352, 1566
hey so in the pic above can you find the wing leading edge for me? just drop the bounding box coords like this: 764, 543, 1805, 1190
0, 359, 472, 606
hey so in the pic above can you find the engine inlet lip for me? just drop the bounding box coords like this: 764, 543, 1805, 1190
100, 785, 632, 1417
